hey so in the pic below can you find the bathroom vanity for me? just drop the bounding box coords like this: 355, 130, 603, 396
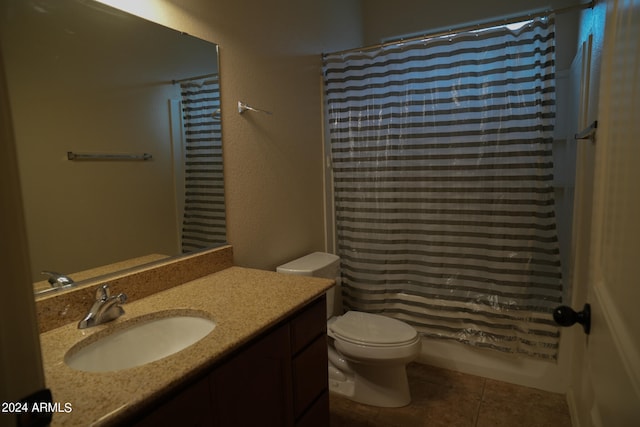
37, 261, 333, 426
136, 295, 328, 426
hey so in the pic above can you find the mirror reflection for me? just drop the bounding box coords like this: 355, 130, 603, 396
0, 0, 226, 295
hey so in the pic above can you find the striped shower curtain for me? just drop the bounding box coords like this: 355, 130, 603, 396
323, 17, 563, 359
179, 76, 226, 252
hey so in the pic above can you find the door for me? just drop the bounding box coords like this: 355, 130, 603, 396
583, 0, 640, 425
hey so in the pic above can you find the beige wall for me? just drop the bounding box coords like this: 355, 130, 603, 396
92, 0, 363, 271
199, 0, 362, 270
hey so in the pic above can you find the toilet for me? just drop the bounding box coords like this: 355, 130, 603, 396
277, 252, 421, 407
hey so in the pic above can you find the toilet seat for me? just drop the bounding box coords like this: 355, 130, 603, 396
329, 311, 418, 347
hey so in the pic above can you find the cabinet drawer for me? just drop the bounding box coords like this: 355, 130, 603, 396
290, 296, 326, 354
292, 334, 328, 418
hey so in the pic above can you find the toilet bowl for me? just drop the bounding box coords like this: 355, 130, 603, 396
277, 252, 421, 407
327, 311, 421, 407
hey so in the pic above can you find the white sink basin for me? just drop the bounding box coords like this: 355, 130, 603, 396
65, 314, 215, 373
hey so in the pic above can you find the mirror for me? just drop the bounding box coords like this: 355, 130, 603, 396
0, 0, 226, 296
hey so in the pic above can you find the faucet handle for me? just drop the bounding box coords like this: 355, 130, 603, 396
95, 285, 127, 304
96, 284, 111, 301
78, 285, 127, 329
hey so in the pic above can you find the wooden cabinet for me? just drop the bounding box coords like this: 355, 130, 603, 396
134, 296, 328, 427
290, 297, 329, 425
210, 323, 293, 427
134, 377, 213, 427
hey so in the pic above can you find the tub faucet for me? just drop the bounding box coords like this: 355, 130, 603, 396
78, 284, 127, 329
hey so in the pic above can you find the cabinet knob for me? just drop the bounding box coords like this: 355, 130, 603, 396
553, 303, 591, 335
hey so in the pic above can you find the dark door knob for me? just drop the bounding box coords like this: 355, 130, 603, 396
553, 303, 591, 334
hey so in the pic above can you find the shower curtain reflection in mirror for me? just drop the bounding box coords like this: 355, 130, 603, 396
177, 76, 227, 252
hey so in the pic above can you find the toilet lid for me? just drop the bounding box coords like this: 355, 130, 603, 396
329, 311, 418, 345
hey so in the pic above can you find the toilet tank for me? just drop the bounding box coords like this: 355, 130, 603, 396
277, 252, 340, 318
276, 252, 340, 279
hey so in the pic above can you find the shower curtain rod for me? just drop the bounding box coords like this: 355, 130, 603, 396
326, 1, 594, 56
172, 72, 217, 84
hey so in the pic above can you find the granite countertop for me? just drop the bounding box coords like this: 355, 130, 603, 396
39, 266, 333, 426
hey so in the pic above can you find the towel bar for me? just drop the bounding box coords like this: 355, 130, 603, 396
67, 152, 153, 161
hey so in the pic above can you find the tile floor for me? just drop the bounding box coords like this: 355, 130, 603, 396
329, 363, 572, 427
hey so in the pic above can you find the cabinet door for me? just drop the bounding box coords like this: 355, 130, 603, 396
296, 391, 329, 427
134, 377, 213, 427
210, 323, 293, 427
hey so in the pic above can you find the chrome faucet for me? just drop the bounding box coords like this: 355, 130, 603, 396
78, 284, 127, 329
41, 271, 74, 288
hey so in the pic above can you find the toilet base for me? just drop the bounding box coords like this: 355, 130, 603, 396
328, 363, 412, 408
